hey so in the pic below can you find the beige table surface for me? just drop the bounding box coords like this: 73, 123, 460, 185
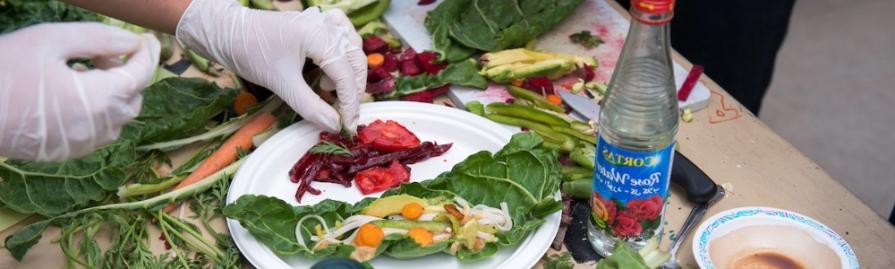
2, 2, 894, 269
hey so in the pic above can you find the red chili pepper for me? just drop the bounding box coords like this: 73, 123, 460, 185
677, 65, 703, 101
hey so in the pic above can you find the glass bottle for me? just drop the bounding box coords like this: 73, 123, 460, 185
586, 0, 679, 256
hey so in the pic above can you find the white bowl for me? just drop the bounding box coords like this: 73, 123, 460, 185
692, 207, 858, 269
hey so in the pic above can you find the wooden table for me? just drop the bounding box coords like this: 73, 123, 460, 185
2, 1, 894, 269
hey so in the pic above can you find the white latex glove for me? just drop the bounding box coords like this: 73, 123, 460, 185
176, 0, 366, 133
0, 23, 160, 162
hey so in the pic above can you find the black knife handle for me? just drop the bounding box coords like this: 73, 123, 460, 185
671, 151, 717, 204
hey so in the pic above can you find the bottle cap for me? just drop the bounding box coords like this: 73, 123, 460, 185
631, 0, 675, 14
310, 258, 366, 269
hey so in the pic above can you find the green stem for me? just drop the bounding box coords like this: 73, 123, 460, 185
117, 175, 185, 198
160, 213, 224, 259
158, 213, 223, 264
157, 212, 191, 269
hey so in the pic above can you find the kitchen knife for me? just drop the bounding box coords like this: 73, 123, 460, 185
558, 90, 601, 121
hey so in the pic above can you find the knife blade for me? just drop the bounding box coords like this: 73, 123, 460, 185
558, 91, 601, 121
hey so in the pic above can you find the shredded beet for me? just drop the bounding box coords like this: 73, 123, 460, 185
522, 77, 555, 95
398, 48, 417, 62
579, 64, 596, 82
290, 126, 452, 202
400, 85, 451, 103
382, 53, 399, 72
367, 67, 391, 83
416, 51, 445, 75
418, 0, 436, 5
363, 36, 388, 54
401, 60, 422, 76
366, 76, 396, 95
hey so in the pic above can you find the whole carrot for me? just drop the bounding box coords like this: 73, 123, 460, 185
164, 112, 277, 212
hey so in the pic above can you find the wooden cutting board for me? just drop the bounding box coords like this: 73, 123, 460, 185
382, 0, 710, 111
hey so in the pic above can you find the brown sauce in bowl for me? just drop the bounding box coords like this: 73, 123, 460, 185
728, 251, 806, 269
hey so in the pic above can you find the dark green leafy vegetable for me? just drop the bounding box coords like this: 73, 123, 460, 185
426, 0, 585, 60
0, 0, 99, 34
569, 30, 603, 49
120, 77, 238, 144
385, 59, 488, 99
424, 0, 476, 62
0, 141, 135, 216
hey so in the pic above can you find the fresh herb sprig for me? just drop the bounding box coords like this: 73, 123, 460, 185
569, 30, 603, 49
309, 141, 353, 156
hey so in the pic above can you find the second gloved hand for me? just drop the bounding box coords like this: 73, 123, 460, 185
176, 0, 367, 133
0, 23, 160, 161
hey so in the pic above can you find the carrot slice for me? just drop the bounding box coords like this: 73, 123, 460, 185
163, 112, 277, 212
367, 53, 385, 68
547, 94, 563, 105
233, 90, 258, 115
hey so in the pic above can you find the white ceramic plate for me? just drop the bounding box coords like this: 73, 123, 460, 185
693, 207, 859, 269
226, 101, 561, 269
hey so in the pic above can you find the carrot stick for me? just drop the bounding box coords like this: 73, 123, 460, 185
163, 112, 277, 212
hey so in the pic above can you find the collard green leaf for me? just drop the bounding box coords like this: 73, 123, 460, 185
0, 141, 135, 216
3, 219, 50, 261
121, 77, 238, 145
383, 237, 451, 259
427, 0, 584, 56
222, 195, 304, 255
0, 0, 99, 34
424, 0, 477, 62
387, 60, 487, 99
223, 195, 355, 257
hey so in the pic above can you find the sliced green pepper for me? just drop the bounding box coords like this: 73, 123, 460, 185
551, 125, 596, 144
506, 86, 565, 113
562, 180, 592, 199
486, 114, 563, 142
486, 103, 569, 127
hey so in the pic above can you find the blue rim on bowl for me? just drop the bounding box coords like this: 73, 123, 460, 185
692, 207, 859, 269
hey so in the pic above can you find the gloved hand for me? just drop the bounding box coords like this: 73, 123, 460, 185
176, 0, 366, 133
0, 23, 160, 162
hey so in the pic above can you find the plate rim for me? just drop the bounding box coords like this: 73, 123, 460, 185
692, 206, 859, 269
226, 101, 561, 269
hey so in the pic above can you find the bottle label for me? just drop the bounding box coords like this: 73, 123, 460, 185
591, 136, 674, 239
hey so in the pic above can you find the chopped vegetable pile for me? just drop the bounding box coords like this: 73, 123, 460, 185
290, 120, 452, 201
226, 132, 563, 263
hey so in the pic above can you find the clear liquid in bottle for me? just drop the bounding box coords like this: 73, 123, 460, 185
586, 0, 680, 256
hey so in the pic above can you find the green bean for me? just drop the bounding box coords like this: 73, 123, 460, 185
561, 165, 593, 176
486, 102, 569, 127
506, 86, 565, 112
562, 181, 592, 199
485, 114, 564, 142
552, 125, 597, 144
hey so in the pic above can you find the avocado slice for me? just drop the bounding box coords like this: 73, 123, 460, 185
361, 194, 427, 218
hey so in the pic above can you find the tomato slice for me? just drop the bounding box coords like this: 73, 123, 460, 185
358, 120, 421, 152
355, 161, 410, 195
